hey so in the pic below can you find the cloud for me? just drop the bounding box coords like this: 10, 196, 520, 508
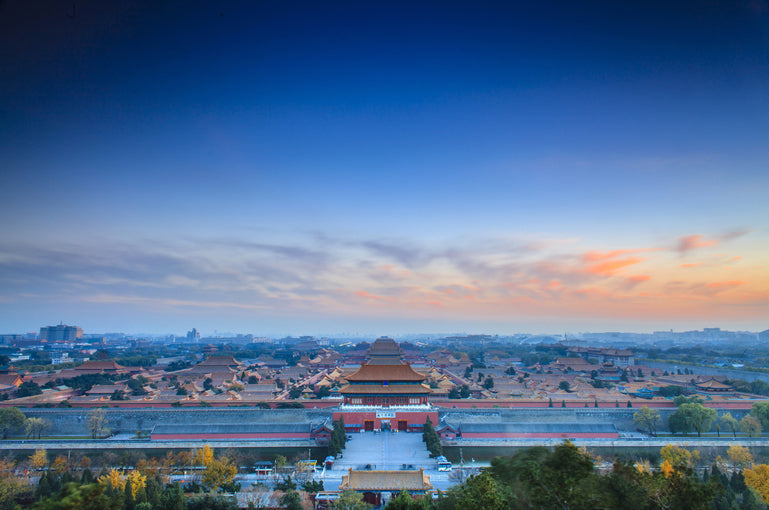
676, 230, 750, 253
354, 291, 397, 303
677, 235, 718, 253
581, 250, 650, 276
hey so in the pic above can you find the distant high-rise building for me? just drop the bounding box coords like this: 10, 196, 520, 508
39, 324, 83, 342
186, 328, 201, 341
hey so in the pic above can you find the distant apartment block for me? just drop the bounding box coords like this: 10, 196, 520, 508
39, 324, 83, 342
186, 328, 201, 341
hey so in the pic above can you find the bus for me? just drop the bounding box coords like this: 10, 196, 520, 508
436, 455, 452, 472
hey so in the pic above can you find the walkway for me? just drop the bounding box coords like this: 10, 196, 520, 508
333, 430, 433, 471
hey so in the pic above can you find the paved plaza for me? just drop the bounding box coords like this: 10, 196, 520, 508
333, 430, 434, 471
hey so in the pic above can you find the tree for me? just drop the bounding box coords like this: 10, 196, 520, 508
483, 377, 494, 390
30, 449, 48, 470
660, 444, 699, 469
633, 406, 660, 436
505, 366, 516, 376
332, 490, 371, 510
109, 390, 125, 400
668, 403, 716, 436
674, 395, 704, 406
127, 376, 148, 396
275, 475, 297, 492
751, 401, 769, 429
288, 386, 302, 399
422, 417, 442, 458
0, 407, 26, 438
159, 482, 184, 510
329, 416, 347, 457
727, 445, 753, 468
558, 381, 571, 392
280, 489, 303, 510
87, 408, 110, 439
201, 457, 237, 492
302, 479, 324, 493
740, 415, 763, 437
16, 381, 42, 397
194, 444, 214, 467
459, 385, 470, 399
34, 482, 122, 510
657, 384, 686, 397
745, 464, 769, 504
720, 412, 739, 439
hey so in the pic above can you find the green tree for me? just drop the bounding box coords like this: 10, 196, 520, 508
0, 407, 26, 438
422, 417, 442, 458
332, 490, 371, 510
385, 490, 433, 510
751, 401, 769, 429
33, 482, 121, 510
25, 417, 51, 439
438, 471, 507, 510
740, 415, 762, 437
279, 489, 303, 510
16, 381, 42, 397
558, 381, 570, 392
159, 483, 184, 510
329, 417, 347, 457
720, 412, 739, 439
633, 406, 660, 436
669, 403, 717, 436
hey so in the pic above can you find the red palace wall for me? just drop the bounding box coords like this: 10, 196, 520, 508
150, 432, 313, 440
333, 410, 439, 433
460, 432, 620, 439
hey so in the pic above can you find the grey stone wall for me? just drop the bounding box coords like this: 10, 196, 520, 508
20, 406, 751, 436
21, 408, 330, 436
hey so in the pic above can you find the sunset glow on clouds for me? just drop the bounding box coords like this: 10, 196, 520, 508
0, 228, 765, 334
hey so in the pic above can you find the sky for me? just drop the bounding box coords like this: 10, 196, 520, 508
1, 0, 768, 336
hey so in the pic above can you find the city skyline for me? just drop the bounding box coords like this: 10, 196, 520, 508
1, 1, 767, 335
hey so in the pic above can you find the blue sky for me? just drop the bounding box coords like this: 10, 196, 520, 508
1, 0, 767, 336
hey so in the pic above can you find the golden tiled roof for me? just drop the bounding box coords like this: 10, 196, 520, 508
346, 363, 426, 382
339, 469, 433, 491
339, 383, 431, 395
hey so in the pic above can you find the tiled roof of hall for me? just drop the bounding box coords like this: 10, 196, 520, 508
197, 355, 242, 367
340, 383, 432, 395
75, 360, 126, 371
345, 362, 427, 382
340, 469, 433, 492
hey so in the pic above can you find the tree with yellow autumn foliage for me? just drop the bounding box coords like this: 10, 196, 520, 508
660, 444, 699, 469
727, 444, 753, 468
201, 457, 237, 492
29, 449, 48, 470
745, 464, 769, 504
194, 444, 214, 467
98, 468, 127, 491
127, 470, 147, 498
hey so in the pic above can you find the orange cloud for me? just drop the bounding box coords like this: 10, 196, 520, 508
680, 263, 703, 268
583, 249, 637, 262
354, 290, 396, 303
584, 257, 646, 276
624, 275, 651, 287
